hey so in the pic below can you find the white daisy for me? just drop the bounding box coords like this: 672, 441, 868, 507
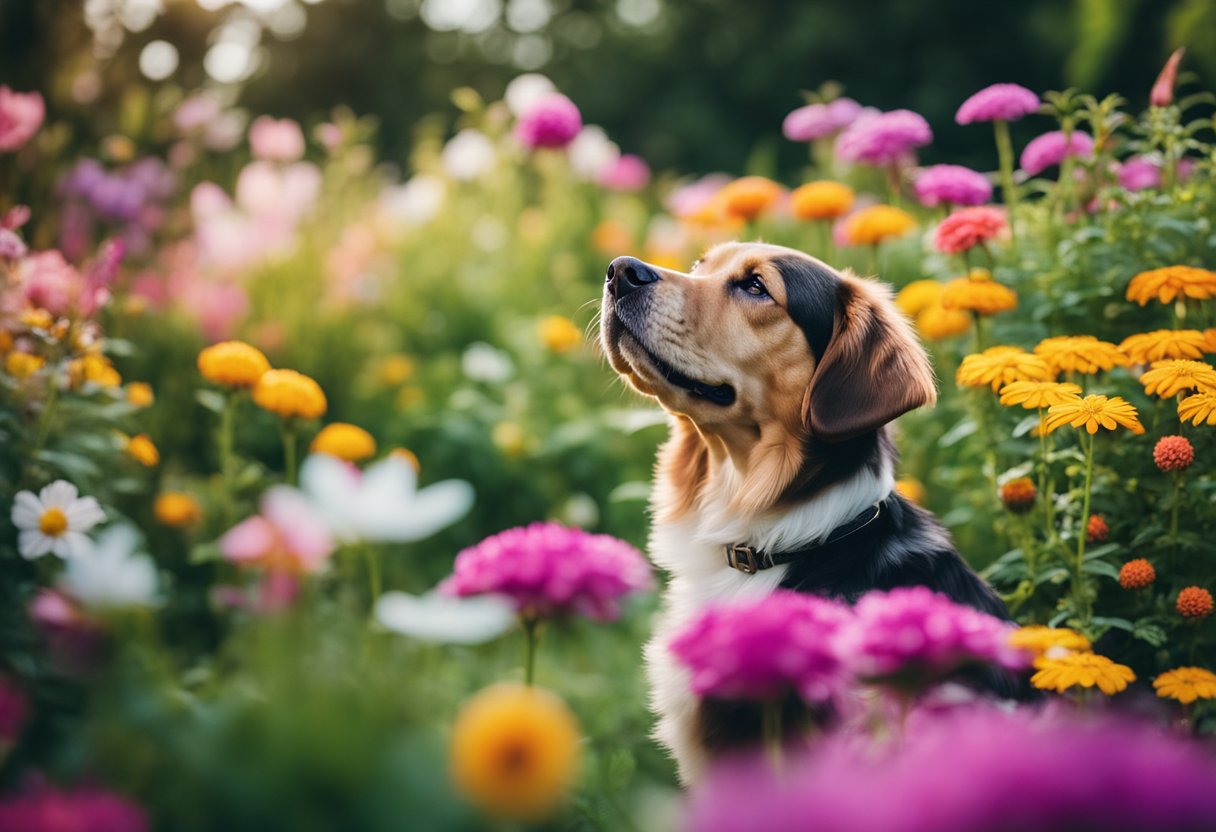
59, 525, 160, 610
11, 480, 106, 560
375, 590, 514, 644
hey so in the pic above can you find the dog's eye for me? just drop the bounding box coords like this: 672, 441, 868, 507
740, 274, 769, 298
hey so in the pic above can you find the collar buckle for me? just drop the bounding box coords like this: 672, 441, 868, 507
725, 543, 760, 574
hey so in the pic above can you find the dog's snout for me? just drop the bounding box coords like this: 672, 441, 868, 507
607, 256, 660, 298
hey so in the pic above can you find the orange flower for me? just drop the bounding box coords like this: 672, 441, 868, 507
998, 381, 1082, 409
1140, 360, 1216, 398
124, 434, 160, 467
1154, 667, 1216, 704
1153, 435, 1193, 471
1118, 559, 1155, 590
253, 369, 327, 420
896, 280, 943, 317
1031, 652, 1135, 695
1086, 513, 1109, 542
1178, 392, 1216, 426
590, 219, 633, 255
1118, 330, 1211, 363
1126, 265, 1216, 306
154, 492, 202, 527
894, 478, 926, 505
843, 205, 916, 246
916, 304, 972, 340
940, 268, 1017, 315
1042, 395, 1143, 435
198, 341, 271, 389
956, 346, 1053, 392
790, 181, 855, 220
1177, 586, 1214, 619
310, 423, 376, 461
717, 176, 784, 221
1033, 336, 1128, 374
999, 477, 1036, 513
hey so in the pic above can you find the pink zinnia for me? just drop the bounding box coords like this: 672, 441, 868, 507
1118, 157, 1162, 191
598, 153, 651, 192
782, 98, 864, 142
0, 86, 45, 152
933, 206, 1007, 254
515, 93, 582, 150
1019, 130, 1094, 176
669, 591, 853, 702
219, 487, 334, 575
440, 523, 652, 621
914, 165, 993, 208
955, 83, 1040, 124
248, 116, 305, 162
0, 779, 148, 832
840, 587, 1029, 684
836, 109, 932, 166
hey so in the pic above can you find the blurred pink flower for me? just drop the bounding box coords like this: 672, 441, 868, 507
1150, 47, 1185, 108
174, 95, 221, 134
782, 98, 864, 141
0, 228, 26, 260
314, 122, 342, 151
598, 153, 651, 192
666, 174, 731, 219
440, 522, 652, 621
515, 93, 582, 150
1118, 157, 1162, 191
933, 206, 1007, 254
0, 777, 148, 832
18, 251, 79, 315
28, 589, 106, 674
914, 164, 992, 207
249, 116, 305, 162
220, 487, 335, 575
3, 205, 31, 229
213, 570, 300, 615
836, 109, 932, 166
669, 591, 853, 702
77, 238, 123, 317
1019, 130, 1094, 176
955, 83, 1040, 124
0, 675, 28, 748
0, 86, 45, 152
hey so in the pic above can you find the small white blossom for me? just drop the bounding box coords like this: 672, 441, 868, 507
375, 590, 514, 644
11, 481, 106, 560
59, 525, 160, 610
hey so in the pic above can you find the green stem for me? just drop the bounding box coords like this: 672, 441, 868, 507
281, 423, 298, 486
522, 616, 540, 686
1169, 471, 1181, 574
32, 371, 60, 453
993, 119, 1018, 243
219, 393, 236, 476
365, 545, 382, 606
761, 700, 783, 774
1075, 432, 1096, 628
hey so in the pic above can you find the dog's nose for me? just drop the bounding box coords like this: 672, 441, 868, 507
606, 256, 660, 298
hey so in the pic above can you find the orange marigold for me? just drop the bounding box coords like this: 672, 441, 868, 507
956, 346, 1053, 392
1177, 586, 1214, 619
790, 181, 855, 221
999, 477, 1037, 513
1154, 667, 1216, 704
1042, 395, 1143, 435
717, 176, 784, 221
998, 381, 1082, 409
1118, 329, 1211, 363
1126, 265, 1216, 306
1086, 513, 1109, 543
940, 268, 1017, 315
1140, 360, 1216, 398
1033, 335, 1128, 375
843, 205, 916, 246
1118, 559, 1155, 590
895, 280, 943, 317
916, 304, 972, 340
1153, 435, 1194, 472
1178, 392, 1216, 426
198, 341, 271, 389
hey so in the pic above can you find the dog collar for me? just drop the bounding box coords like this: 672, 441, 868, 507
724, 497, 888, 574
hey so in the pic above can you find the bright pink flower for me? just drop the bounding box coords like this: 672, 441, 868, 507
914, 165, 993, 207
0, 778, 148, 832
782, 98, 864, 141
440, 523, 652, 621
219, 488, 334, 575
933, 206, 1008, 254
1118, 157, 1162, 191
0, 675, 28, 746
1151, 48, 1185, 108
514, 93, 583, 150
955, 83, 1040, 124
1019, 130, 1094, 176
18, 251, 79, 315
598, 153, 651, 191
836, 109, 932, 166
0, 87, 45, 152
669, 591, 853, 702
248, 116, 305, 162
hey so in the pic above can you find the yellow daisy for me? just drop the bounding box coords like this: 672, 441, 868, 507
1033, 336, 1128, 374
1118, 330, 1211, 364
1031, 652, 1136, 695
1042, 394, 1144, 435
1008, 625, 1091, 659
1178, 392, 1216, 426
1140, 360, 1216, 398
956, 346, 1054, 392
998, 381, 1083, 409
1153, 667, 1216, 705
843, 205, 917, 246
940, 268, 1017, 315
916, 304, 972, 340
1126, 265, 1216, 306
896, 280, 944, 318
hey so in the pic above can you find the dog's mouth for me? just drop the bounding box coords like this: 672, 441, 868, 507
617, 325, 737, 407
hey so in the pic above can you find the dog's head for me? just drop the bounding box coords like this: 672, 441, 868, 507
599, 241, 936, 512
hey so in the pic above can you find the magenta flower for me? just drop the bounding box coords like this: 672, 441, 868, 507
669, 591, 853, 702
0, 675, 28, 747
836, 109, 932, 166
440, 523, 652, 621
248, 116, 305, 163
932, 206, 1007, 254
1118, 157, 1162, 191
219, 487, 335, 575
598, 153, 651, 192
955, 83, 1040, 125
0, 778, 148, 832
839, 587, 1028, 685
782, 98, 864, 142
0, 87, 45, 152
914, 165, 993, 208
514, 93, 583, 150
1019, 130, 1094, 176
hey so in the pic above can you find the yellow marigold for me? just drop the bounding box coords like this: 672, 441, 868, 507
790, 181, 855, 221
375, 354, 414, 386
1178, 392, 1216, 426
1154, 667, 1216, 704
1140, 359, 1216, 398
1126, 265, 1216, 306
1042, 394, 1143, 435
894, 478, 926, 505
4, 352, 45, 379
19, 308, 54, 330
154, 492, 202, 527
643, 251, 685, 272
390, 447, 421, 471
197, 341, 271, 389
450, 683, 582, 822
1119, 329, 1211, 364
126, 382, 154, 408
310, 422, 376, 461
956, 346, 1053, 392
69, 354, 121, 388
940, 268, 1017, 315
538, 316, 582, 353
253, 369, 327, 420
1031, 652, 1135, 695
896, 280, 944, 317
843, 204, 916, 246
1033, 336, 1128, 374
916, 304, 971, 340
717, 176, 784, 221
124, 434, 160, 467
1008, 625, 1091, 659
590, 219, 633, 255
998, 380, 1082, 409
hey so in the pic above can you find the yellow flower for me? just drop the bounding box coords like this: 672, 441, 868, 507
894, 478, 926, 505
956, 346, 1053, 392
1031, 652, 1135, 695
1119, 330, 1211, 364
1178, 392, 1216, 426
253, 369, 327, 420
843, 205, 916, 246
538, 316, 582, 353
69, 354, 121, 388
940, 269, 1017, 315
1008, 626, 1091, 663
374, 354, 415, 386
390, 447, 420, 471
1042, 394, 1144, 435
590, 219, 634, 255
717, 176, 784, 221
310, 423, 377, 461
895, 280, 943, 317
1153, 667, 1216, 704
1033, 336, 1128, 374
154, 492, 202, 527
642, 250, 686, 272
1139, 359, 1216, 398
126, 382, 154, 408
790, 181, 854, 221
492, 421, 527, 457
197, 341, 271, 389
916, 304, 971, 340
4, 352, 45, 379
449, 683, 582, 822
1126, 265, 1216, 306
19, 308, 54, 330
124, 434, 160, 467
998, 381, 1083, 409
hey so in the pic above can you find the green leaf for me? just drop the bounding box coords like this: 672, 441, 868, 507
196, 390, 227, 414
1131, 621, 1167, 647
939, 418, 978, 448
1091, 615, 1133, 632
1082, 560, 1121, 580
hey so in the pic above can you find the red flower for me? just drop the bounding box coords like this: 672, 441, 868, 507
999, 477, 1037, 514
1177, 586, 1214, 619
1118, 559, 1155, 590
1153, 435, 1194, 472
933, 207, 1007, 254
1086, 514, 1109, 543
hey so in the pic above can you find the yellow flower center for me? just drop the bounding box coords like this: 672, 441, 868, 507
39, 507, 68, 537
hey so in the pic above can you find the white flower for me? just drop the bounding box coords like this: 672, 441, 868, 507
379, 174, 446, 227
298, 454, 474, 544
568, 125, 620, 181
461, 342, 514, 383
441, 129, 496, 181
504, 73, 556, 116
375, 590, 514, 644
59, 525, 160, 610
11, 481, 106, 560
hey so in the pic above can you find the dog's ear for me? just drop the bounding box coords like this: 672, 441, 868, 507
802, 273, 937, 442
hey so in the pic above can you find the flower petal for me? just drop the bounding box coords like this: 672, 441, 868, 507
365, 479, 474, 542
64, 496, 106, 531
11, 491, 43, 529
374, 591, 514, 644
39, 480, 79, 509
18, 530, 52, 559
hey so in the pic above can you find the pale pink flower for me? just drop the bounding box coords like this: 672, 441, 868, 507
219, 487, 335, 575
955, 83, 1040, 124
598, 154, 651, 192
174, 95, 222, 134
783, 98, 864, 141
18, 251, 80, 316
1019, 130, 1094, 176
0, 87, 45, 152
248, 116, 305, 162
